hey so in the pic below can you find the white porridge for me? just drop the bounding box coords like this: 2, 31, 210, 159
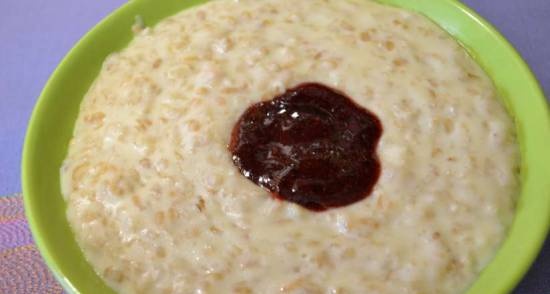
60, 0, 520, 293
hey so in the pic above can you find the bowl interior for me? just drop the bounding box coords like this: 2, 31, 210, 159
22, 0, 550, 293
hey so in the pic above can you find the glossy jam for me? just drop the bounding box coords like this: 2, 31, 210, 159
229, 83, 382, 211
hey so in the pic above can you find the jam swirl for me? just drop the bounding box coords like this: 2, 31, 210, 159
229, 83, 382, 211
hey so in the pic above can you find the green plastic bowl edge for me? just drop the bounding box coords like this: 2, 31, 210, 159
21, 0, 550, 294
380, 1, 550, 294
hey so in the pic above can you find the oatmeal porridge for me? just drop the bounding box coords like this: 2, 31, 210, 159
60, 0, 520, 293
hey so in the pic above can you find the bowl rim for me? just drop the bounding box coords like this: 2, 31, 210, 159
22, 0, 550, 293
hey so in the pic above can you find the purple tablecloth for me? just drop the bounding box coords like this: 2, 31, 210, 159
0, 0, 548, 293
0, 195, 63, 293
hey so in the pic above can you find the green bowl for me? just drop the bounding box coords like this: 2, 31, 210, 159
22, 0, 550, 293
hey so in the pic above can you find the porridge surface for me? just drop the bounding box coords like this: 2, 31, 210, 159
60, 0, 520, 293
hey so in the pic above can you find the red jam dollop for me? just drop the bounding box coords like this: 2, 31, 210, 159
229, 83, 382, 211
